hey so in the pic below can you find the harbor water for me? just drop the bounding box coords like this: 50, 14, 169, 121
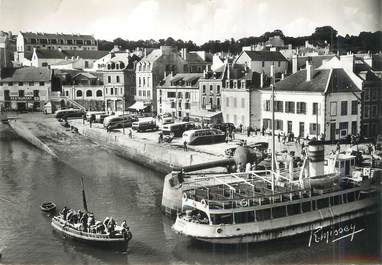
0, 123, 380, 265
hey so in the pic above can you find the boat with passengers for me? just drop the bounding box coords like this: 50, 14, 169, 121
51, 177, 132, 248
172, 141, 380, 244
51, 214, 132, 247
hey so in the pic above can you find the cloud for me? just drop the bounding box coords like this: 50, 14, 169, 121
0, 0, 380, 43
284, 17, 317, 37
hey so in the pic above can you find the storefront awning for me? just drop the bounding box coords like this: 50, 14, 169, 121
127, 101, 150, 111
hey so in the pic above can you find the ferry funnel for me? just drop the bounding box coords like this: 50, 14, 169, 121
308, 141, 325, 177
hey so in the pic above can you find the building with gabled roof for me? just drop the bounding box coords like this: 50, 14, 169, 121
135, 46, 186, 112
15, 31, 98, 66
157, 72, 204, 120
234, 50, 288, 77
0, 66, 53, 111
222, 63, 262, 128
258, 60, 362, 141
28, 48, 109, 69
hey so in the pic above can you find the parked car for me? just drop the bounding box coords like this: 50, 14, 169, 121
103, 115, 138, 130
55, 108, 84, 119
132, 119, 158, 132
162, 122, 195, 137
182, 129, 225, 145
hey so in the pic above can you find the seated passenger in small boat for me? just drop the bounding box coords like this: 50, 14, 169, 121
60, 206, 68, 220
80, 212, 88, 231
108, 217, 116, 235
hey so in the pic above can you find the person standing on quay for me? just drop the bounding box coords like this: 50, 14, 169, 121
128, 129, 132, 138
183, 140, 188, 151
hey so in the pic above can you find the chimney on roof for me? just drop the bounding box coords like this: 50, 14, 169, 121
270, 64, 274, 84
181, 48, 187, 60
306, 60, 313, 81
144, 48, 147, 57
260, 71, 264, 88
203, 69, 206, 78
292, 55, 298, 74
339, 53, 354, 73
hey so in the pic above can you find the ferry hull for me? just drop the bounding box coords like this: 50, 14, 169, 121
173, 198, 379, 244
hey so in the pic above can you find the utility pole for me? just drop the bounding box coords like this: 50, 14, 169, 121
316, 105, 319, 139
122, 96, 125, 135
271, 83, 275, 192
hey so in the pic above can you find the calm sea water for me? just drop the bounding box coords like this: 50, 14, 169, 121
0, 123, 380, 265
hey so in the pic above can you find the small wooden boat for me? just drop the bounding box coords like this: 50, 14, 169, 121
40, 202, 57, 212
51, 177, 132, 248
51, 216, 132, 247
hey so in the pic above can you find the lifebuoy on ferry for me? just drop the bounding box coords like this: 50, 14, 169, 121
201, 199, 207, 207
240, 199, 248, 207
183, 193, 187, 201
216, 228, 223, 234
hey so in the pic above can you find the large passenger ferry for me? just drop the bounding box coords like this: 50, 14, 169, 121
172, 142, 380, 244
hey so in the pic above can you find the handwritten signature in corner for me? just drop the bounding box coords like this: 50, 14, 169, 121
308, 224, 365, 247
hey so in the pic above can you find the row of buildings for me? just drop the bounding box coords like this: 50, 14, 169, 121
0, 31, 381, 141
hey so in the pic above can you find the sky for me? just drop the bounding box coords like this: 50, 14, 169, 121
0, 0, 380, 44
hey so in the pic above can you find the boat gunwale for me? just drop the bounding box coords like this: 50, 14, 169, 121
51, 217, 129, 243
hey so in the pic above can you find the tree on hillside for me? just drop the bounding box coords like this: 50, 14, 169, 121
311, 26, 337, 46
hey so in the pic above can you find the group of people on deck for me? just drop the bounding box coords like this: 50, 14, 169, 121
60, 207, 129, 236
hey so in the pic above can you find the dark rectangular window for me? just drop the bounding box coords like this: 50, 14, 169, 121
39, 82, 44, 86
296, 102, 306, 114
312, 102, 318, 115
351, 100, 358, 115
351, 121, 357, 135
33, 90, 39, 97
211, 214, 233, 225
274, 101, 283, 112
167, 92, 176, 98
341, 101, 348, 115
29, 82, 34, 86
18, 90, 24, 97
18, 82, 23, 86
234, 211, 255, 224
67, 39, 73, 45
285, 101, 295, 113
287, 204, 300, 215
275, 119, 283, 130
272, 206, 287, 218
264, 100, 271, 111
256, 209, 271, 221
